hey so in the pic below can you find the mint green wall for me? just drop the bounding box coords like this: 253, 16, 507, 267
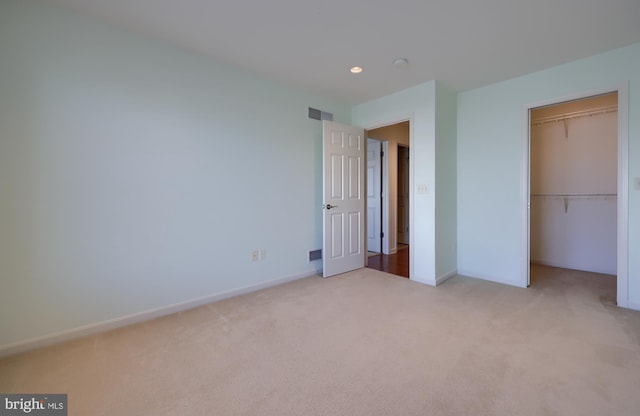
0, 0, 350, 349
434, 83, 457, 279
352, 81, 458, 284
3, 0, 639, 352
457, 43, 640, 308
352, 82, 437, 284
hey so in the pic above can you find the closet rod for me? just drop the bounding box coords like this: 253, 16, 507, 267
531, 105, 617, 126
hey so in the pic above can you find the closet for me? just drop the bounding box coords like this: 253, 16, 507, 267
530, 93, 618, 275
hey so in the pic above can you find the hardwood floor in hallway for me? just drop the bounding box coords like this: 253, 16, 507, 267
366, 244, 409, 278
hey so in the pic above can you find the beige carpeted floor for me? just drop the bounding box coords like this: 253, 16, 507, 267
1, 265, 640, 415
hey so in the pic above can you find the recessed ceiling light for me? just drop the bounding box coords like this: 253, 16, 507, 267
350, 66, 363, 74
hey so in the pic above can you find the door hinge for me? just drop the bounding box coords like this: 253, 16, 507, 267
380, 232, 384, 238
380, 150, 384, 157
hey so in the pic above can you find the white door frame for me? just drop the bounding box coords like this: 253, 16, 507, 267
521, 83, 629, 308
381, 141, 390, 254
364, 118, 413, 270
366, 138, 383, 253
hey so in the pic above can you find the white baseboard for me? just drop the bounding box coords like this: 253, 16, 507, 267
457, 269, 525, 288
0, 271, 318, 358
410, 276, 436, 286
627, 301, 640, 312
530, 259, 616, 276
435, 269, 457, 286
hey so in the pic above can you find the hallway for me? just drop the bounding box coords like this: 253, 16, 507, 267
366, 244, 409, 278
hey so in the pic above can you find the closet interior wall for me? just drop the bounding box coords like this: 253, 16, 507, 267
530, 93, 618, 275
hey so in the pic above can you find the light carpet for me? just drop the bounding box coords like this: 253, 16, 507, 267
1, 265, 640, 415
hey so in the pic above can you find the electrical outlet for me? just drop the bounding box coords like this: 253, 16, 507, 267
259, 248, 266, 260
251, 250, 259, 262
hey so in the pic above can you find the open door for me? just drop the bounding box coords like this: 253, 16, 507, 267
322, 121, 366, 277
367, 138, 382, 253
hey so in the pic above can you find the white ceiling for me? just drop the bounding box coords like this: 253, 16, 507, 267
45, 0, 640, 104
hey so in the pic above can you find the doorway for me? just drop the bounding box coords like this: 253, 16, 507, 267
526, 90, 628, 306
365, 121, 410, 278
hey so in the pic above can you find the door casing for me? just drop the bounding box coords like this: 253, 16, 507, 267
366, 138, 382, 253
521, 84, 629, 307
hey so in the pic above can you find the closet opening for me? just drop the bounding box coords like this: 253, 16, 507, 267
529, 92, 618, 303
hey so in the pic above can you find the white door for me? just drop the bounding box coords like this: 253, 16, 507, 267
323, 121, 366, 277
367, 138, 382, 253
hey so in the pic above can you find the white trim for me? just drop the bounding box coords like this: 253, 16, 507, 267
616, 84, 630, 308
531, 259, 615, 276
458, 269, 526, 288
410, 275, 436, 287
0, 271, 317, 358
435, 269, 457, 286
628, 301, 640, 312
521, 84, 629, 308
521, 106, 531, 287
361, 114, 415, 277
408, 118, 415, 280
382, 140, 390, 254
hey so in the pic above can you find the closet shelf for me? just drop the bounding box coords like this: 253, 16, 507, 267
532, 193, 616, 213
530, 105, 618, 126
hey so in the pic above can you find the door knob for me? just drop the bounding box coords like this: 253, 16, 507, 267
324, 204, 338, 210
